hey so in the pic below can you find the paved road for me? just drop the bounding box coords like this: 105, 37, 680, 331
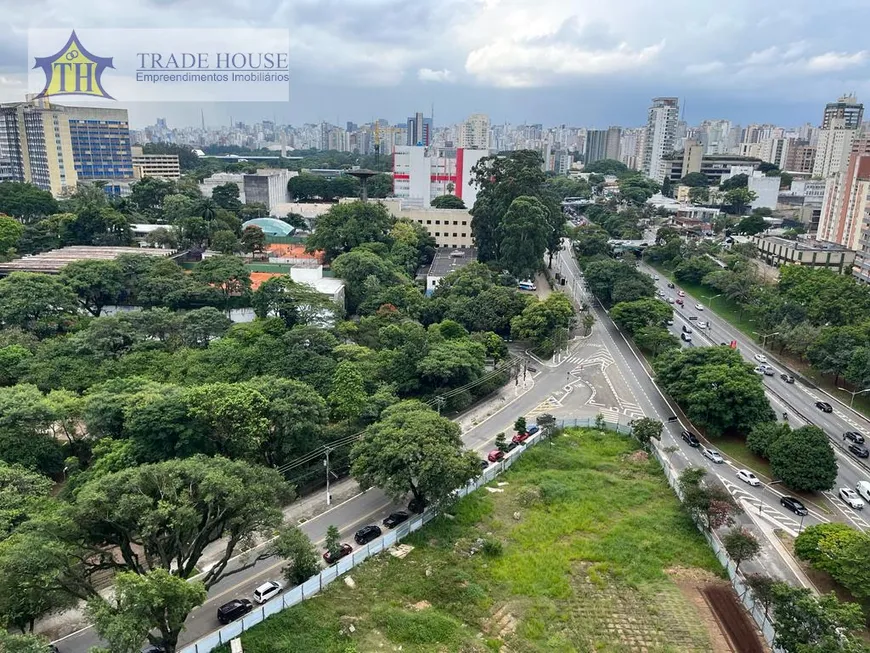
641, 261, 870, 533
554, 244, 814, 586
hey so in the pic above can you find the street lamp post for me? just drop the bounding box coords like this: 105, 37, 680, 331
760, 480, 783, 515
752, 330, 780, 350
703, 293, 722, 309
837, 386, 870, 408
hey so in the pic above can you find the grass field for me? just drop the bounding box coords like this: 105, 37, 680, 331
222, 429, 725, 653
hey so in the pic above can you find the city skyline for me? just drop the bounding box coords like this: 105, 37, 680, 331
1, 0, 868, 127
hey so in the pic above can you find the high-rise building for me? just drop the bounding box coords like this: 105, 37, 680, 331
131, 146, 181, 180
822, 94, 864, 130
585, 130, 608, 165
818, 143, 870, 247
393, 145, 487, 208
813, 94, 864, 178
642, 97, 679, 181
61, 105, 132, 181
406, 112, 432, 147
605, 126, 622, 161
784, 141, 816, 173
458, 113, 490, 150
0, 100, 78, 196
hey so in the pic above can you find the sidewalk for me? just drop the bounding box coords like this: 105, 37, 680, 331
36, 375, 536, 639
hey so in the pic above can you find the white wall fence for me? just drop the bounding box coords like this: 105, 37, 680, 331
179, 419, 779, 653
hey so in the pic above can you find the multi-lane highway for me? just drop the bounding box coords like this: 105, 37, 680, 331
639, 261, 870, 533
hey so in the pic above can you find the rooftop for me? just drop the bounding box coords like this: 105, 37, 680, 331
427, 247, 478, 277
757, 236, 852, 252
0, 246, 176, 275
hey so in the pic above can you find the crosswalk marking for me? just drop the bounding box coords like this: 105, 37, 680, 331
720, 477, 804, 532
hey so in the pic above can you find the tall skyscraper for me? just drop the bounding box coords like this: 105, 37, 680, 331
406, 112, 432, 147
458, 113, 490, 150
605, 126, 622, 161
642, 97, 679, 182
63, 105, 133, 181
813, 95, 864, 178
0, 100, 78, 196
585, 130, 608, 165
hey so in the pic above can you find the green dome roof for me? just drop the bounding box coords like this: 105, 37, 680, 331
242, 218, 294, 236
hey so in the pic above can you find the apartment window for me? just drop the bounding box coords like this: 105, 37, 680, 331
435, 220, 441, 225
461, 221, 467, 226
452, 221, 458, 225
426, 220, 431, 225
461, 233, 466, 238
435, 232, 440, 237
453, 233, 457, 237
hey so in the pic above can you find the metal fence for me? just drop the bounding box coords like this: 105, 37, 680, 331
178, 419, 779, 653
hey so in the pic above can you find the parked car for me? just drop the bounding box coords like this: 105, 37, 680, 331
480, 459, 490, 469
487, 450, 504, 463
681, 430, 701, 447
408, 497, 426, 514
695, 304, 704, 311
253, 580, 283, 605
383, 511, 410, 528
844, 431, 866, 445
754, 354, 768, 364
736, 469, 761, 487
780, 496, 808, 516
527, 425, 540, 436
815, 401, 833, 413
323, 543, 353, 564
702, 447, 724, 464
217, 598, 253, 625
506, 441, 518, 452
848, 443, 870, 459
780, 373, 795, 384
840, 488, 865, 510
354, 525, 383, 545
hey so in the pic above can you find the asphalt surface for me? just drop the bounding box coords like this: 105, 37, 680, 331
639, 260, 870, 533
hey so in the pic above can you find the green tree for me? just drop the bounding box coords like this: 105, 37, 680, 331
583, 259, 654, 307
0, 462, 52, 542
494, 432, 507, 453
351, 401, 480, 509
87, 569, 206, 653
324, 525, 342, 560
746, 421, 790, 458
634, 325, 679, 356
674, 256, 718, 285
0, 182, 59, 220
367, 173, 393, 199
0, 215, 24, 258
768, 426, 837, 492
770, 583, 867, 653
0, 272, 79, 336
251, 275, 338, 328
191, 255, 251, 308
794, 523, 854, 566
582, 313, 595, 336
514, 417, 527, 434
130, 177, 176, 215
720, 174, 748, 192
240, 225, 266, 255
272, 525, 320, 585
305, 201, 394, 261
0, 384, 64, 475
145, 227, 179, 249
59, 259, 124, 317
680, 172, 710, 187
688, 186, 710, 204
573, 224, 611, 258
678, 467, 742, 531
288, 173, 329, 202
210, 183, 242, 212
328, 361, 368, 423
332, 248, 404, 314
736, 213, 766, 235
807, 326, 862, 384
497, 195, 551, 279
722, 527, 761, 573
510, 293, 575, 355
431, 194, 466, 209
0, 629, 55, 652
583, 159, 629, 176
631, 417, 663, 448
795, 523, 870, 601
210, 229, 240, 254
184, 383, 270, 460
724, 187, 758, 215
610, 298, 672, 336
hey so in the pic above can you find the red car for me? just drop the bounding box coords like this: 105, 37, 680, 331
487, 450, 505, 463
323, 543, 353, 565
512, 431, 530, 445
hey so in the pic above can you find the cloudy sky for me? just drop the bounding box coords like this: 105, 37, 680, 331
3, 0, 869, 129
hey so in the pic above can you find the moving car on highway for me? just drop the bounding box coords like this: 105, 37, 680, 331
780, 496, 808, 516
839, 488, 865, 510
844, 431, 866, 445
815, 401, 833, 413
681, 430, 701, 447
736, 469, 761, 487
780, 373, 794, 384
847, 443, 869, 459
702, 447, 724, 464
754, 354, 768, 364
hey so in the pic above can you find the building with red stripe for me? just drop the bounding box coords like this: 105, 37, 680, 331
392, 145, 488, 209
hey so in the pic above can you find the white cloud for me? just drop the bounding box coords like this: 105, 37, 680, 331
417, 68, 456, 83
684, 61, 724, 75
806, 50, 868, 72
465, 40, 663, 87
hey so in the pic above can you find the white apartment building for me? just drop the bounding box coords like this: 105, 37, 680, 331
642, 97, 680, 182
747, 173, 780, 211
813, 95, 864, 178
458, 114, 490, 150
818, 153, 870, 251
131, 146, 181, 180
392, 145, 487, 209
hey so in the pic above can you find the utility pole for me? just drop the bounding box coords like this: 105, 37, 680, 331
324, 448, 332, 506
434, 395, 446, 415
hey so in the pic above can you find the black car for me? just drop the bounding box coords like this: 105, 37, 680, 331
780, 373, 795, 384
382, 511, 410, 528
667, 283, 675, 289
848, 443, 870, 459
844, 431, 866, 445
815, 401, 833, 413
780, 496, 808, 516
480, 459, 490, 469
354, 525, 382, 544
681, 430, 701, 447
217, 598, 253, 625
506, 441, 518, 452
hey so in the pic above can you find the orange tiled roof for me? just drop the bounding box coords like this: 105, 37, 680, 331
249, 271, 287, 290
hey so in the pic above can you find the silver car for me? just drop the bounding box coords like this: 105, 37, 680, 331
702, 447, 724, 464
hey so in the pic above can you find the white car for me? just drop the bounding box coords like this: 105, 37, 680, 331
678, 291, 685, 297
840, 488, 865, 510
697, 321, 708, 329
695, 304, 704, 311
702, 447, 724, 464
753, 366, 765, 375
754, 353, 768, 364
736, 469, 761, 487
653, 275, 660, 281
668, 297, 675, 304
657, 290, 666, 297
253, 580, 284, 604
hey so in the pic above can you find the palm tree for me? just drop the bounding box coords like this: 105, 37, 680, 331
197, 198, 218, 222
